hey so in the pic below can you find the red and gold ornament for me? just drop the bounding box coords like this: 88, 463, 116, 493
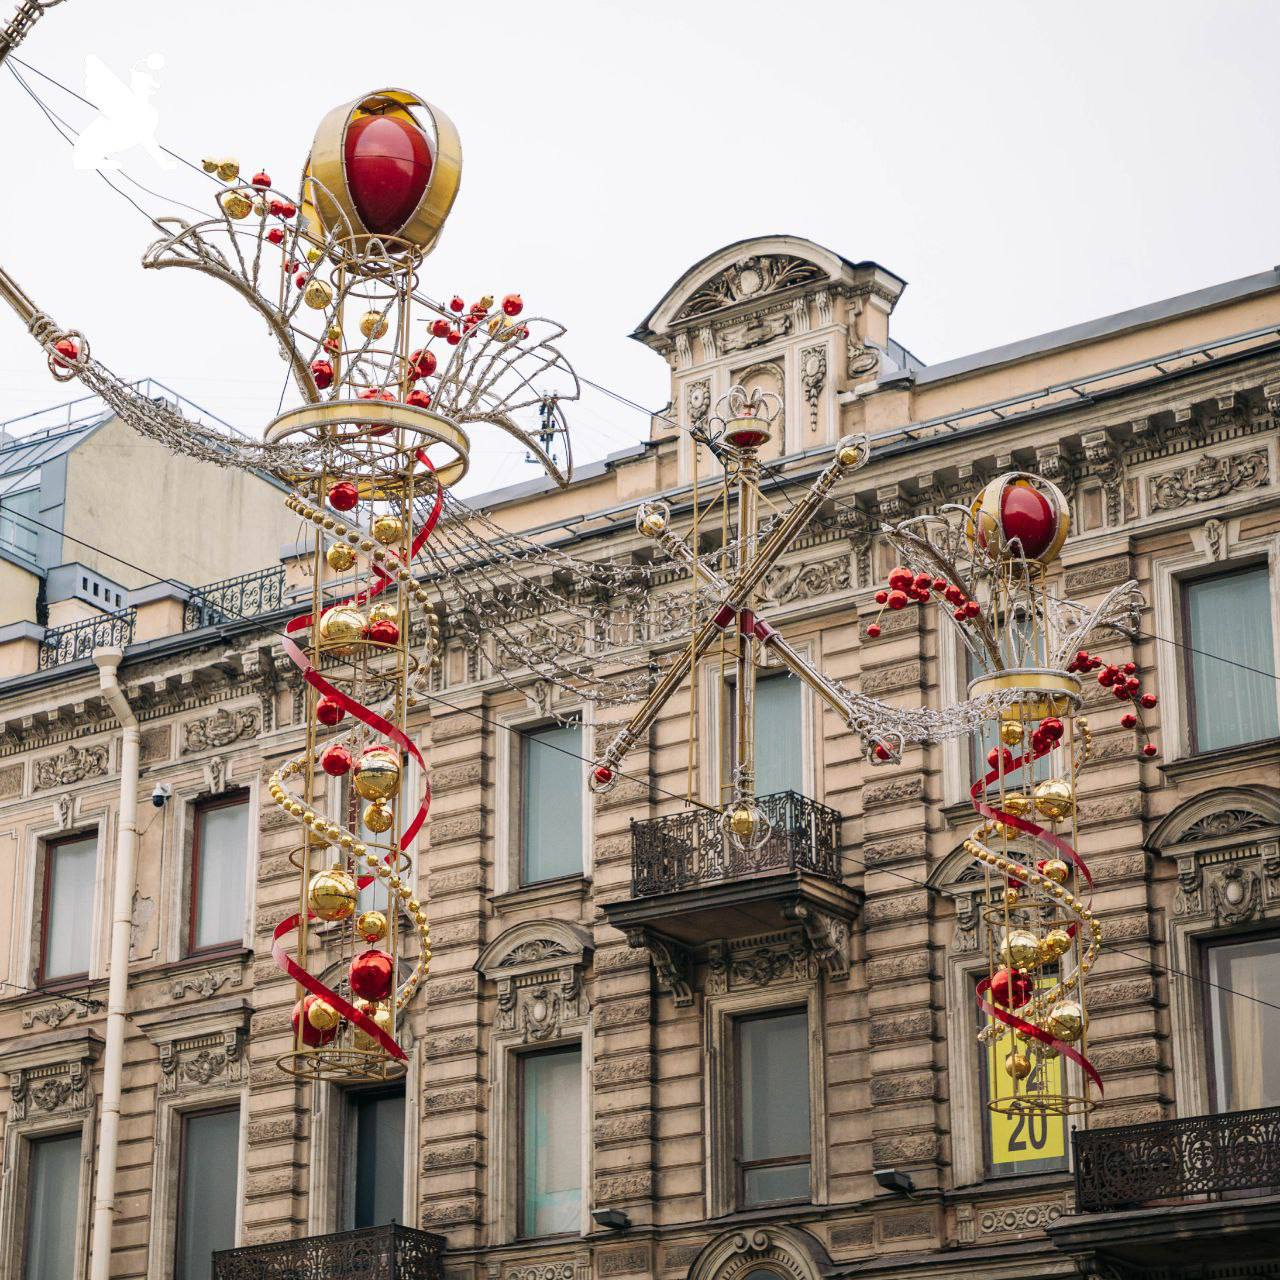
349, 948, 394, 1002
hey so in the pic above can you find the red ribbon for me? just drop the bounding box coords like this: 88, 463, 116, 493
970, 740, 1103, 1095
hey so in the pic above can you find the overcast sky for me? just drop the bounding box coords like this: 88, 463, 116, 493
1, 0, 1277, 495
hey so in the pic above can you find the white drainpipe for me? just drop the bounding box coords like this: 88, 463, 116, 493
89, 648, 139, 1280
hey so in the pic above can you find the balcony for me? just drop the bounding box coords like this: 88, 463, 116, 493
213, 1223, 446, 1280
603, 791, 860, 1001
38, 609, 136, 670
1049, 1107, 1280, 1273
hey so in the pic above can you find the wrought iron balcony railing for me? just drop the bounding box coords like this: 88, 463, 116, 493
185, 564, 286, 630
213, 1223, 445, 1280
1073, 1105, 1280, 1212
38, 609, 136, 670
631, 789, 841, 897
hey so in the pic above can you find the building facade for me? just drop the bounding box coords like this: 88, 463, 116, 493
0, 236, 1278, 1280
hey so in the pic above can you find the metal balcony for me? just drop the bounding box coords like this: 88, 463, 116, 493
213, 1223, 445, 1280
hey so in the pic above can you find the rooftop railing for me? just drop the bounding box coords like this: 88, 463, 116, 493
37, 609, 136, 670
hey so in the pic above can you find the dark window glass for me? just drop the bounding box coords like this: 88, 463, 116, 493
1185, 568, 1279, 753
1206, 935, 1280, 1111
190, 797, 249, 951
24, 1131, 80, 1280
519, 1046, 582, 1237
736, 1009, 810, 1207
348, 1088, 405, 1229
520, 722, 583, 884
175, 1108, 239, 1280
41, 833, 96, 982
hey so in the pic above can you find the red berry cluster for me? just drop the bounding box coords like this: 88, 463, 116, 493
429, 293, 527, 345
1068, 649, 1159, 757
865, 566, 980, 639
985, 716, 1064, 775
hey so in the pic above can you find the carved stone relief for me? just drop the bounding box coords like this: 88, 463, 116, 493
182, 704, 260, 754
675, 255, 827, 322
800, 345, 827, 431
686, 378, 711, 430
477, 922, 593, 1043
1148, 448, 1269, 511
33, 742, 108, 790
157, 1025, 248, 1096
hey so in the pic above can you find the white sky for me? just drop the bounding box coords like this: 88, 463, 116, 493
1, 0, 1277, 496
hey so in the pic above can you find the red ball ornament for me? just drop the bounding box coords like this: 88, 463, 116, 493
913, 572, 932, 591
1140, 693, 1158, 709
292, 995, 337, 1047
990, 967, 1034, 1010
268, 198, 286, 216
449, 295, 465, 313
873, 743, 891, 761
987, 745, 1013, 770
328, 481, 359, 511
964, 601, 981, 619
367, 618, 400, 645
874, 590, 889, 605
1120, 712, 1137, 728
1142, 742, 1158, 757
311, 359, 334, 389
295, 272, 307, 289
998, 482, 1058, 559
887, 589, 909, 611
866, 624, 882, 639
446, 329, 462, 345
430, 317, 451, 338
1039, 717, 1064, 742
52, 336, 79, 366
1113, 685, 1130, 701
267, 227, 284, 246
406, 388, 432, 409
316, 696, 345, 727
409, 348, 437, 379
320, 743, 354, 776
887, 567, 913, 591
281, 202, 297, 219
343, 113, 433, 235
251, 170, 271, 188
1123, 661, 1137, 674
593, 766, 613, 785
502, 293, 523, 317
349, 948, 394, 1002
945, 586, 965, 606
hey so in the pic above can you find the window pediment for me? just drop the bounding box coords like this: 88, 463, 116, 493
477, 920, 593, 1044
686, 1225, 830, 1280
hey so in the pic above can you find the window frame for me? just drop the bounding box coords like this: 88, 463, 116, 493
1180, 561, 1280, 758
186, 792, 251, 958
338, 1082, 409, 1233
36, 830, 98, 988
16, 1125, 89, 1280
515, 1043, 585, 1241
172, 1105, 242, 1280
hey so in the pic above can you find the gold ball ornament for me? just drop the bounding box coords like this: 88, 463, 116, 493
728, 807, 758, 839
353, 747, 401, 802
216, 159, 240, 182
1041, 858, 1070, 884
306, 996, 342, 1032
359, 311, 389, 340
836, 440, 864, 468
1039, 927, 1072, 965
326, 543, 357, 572
362, 801, 394, 833
368, 602, 398, 625
306, 247, 324, 264
1003, 887, 1022, 911
303, 279, 334, 310
356, 910, 388, 943
1004, 1051, 1032, 1080
999, 928, 1042, 970
1047, 1000, 1086, 1042
1000, 720, 1025, 746
1033, 779, 1075, 821
353, 1001, 393, 1052
371, 513, 404, 546
307, 865, 357, 921
318, 604, 367, 656
220, 190, 253, 220
638, 509, 667, 537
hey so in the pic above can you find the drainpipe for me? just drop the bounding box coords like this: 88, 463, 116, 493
89, 647, 139, 1280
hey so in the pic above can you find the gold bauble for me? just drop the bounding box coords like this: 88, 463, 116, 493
638, 510, 667, 537
363, 801, 394, 833
303, 279, 334, 310
1033, 778, 1074, 821
357, 909, 388, 943
1041, 858, 1070, 884
353, 747, 401, 802
1000, 720, 1025, 746
836, 443, 862, 468
216, 159, 240, 182
306, 247, 324, 264
728, 807, 757, 839
307, 865, 357, 921
999, 929, 1042, 970
220, 190, 252, 220
1039, 927, 1072, 964
318, 605, 366, 656
1003, 887, 1021, 911
353, 1001, 393, 1052
359, 310, 389, 340
371, 513, 404, 546
306, 996, 342, 1032
251, 197, 267, 217
1002, 793, 1034, 818
368, 602, 398, 625
1047, 1000, 1085, 1042
201, 157, 219, 175
327, 543, 356, 572
1004, 1051, 1032, 1080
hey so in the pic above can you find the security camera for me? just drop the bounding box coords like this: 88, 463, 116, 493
151, 783, 172, 808
874, 1167, 916, 1195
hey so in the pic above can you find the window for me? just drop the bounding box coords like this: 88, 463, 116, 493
520, 721, 583, 885
518, 1046, 582, 1237
1184, 567, 1279, 753
726, 672, 805, 796
175, 1108, 239, 1280
1206, 935, 1280, 1112
0, 487, 39, 559
23, 1131, 81, 1280
39, 832, 96, 983
189, 796, 249, 953
343, 1086, 405, 1230
736, 1009, 811, 1207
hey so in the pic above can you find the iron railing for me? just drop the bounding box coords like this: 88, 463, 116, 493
212, 1223, 446, 1280
631, 789, 841, 897
184, 564, 286, 630
37, 609, 136, 670
1073, 1105, 1280, 1212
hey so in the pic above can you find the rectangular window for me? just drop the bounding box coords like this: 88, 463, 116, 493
725, 672, 805, 797
1206, 934, 1280, 1112
23, 1131, 81, 1280
39, 832, 96, 983
977, 977, 1067, 1177
0, 487, 39, 559
175, 1108, 240, 1280
519, 1046, 582, 1237
189, 796, 249, 953
344, 1086, 405, 1230
736, 1008, 811, 1207
520, 721, 583, 885
1185, 567, 1279, 753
